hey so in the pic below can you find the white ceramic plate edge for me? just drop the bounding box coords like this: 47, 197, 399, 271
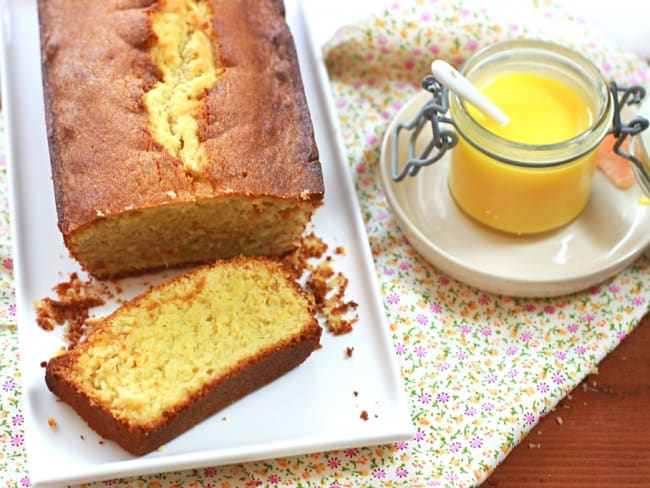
380, 91, 650, 297
297, 1, 414, 423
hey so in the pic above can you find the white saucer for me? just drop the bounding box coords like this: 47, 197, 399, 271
380, 91, 650, 297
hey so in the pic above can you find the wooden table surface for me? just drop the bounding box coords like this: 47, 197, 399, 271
484, 311, 650, 487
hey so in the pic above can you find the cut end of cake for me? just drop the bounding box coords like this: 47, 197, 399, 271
68, 195, 320, 279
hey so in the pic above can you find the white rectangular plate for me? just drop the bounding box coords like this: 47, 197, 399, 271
0, 1, 413, 486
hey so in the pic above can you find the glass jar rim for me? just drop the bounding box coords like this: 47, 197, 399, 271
449, 39, 613, 167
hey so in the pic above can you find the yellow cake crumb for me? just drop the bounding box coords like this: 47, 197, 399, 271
144, 0, 223, 174
62, 259, 317, 423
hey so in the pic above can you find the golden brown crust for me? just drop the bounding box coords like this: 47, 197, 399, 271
39, 0, 166, 233
38, 0, 324, 277
45, 319, 321, 455
198, 0, 320, 188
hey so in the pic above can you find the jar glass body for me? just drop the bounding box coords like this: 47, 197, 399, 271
632, 98, 650, 196
448, 40, 613, 235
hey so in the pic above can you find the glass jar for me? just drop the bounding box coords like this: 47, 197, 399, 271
447, 40, 613, 235
631, 97, 650, 196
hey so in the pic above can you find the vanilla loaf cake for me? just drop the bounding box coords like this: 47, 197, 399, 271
45, 257, 322, 455
38, 0, 324, 278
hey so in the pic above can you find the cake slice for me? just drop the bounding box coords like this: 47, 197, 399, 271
45, 257, 322, 455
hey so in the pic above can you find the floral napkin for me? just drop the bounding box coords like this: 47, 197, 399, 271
294, 1, 650, 486
1, 1, 650, 487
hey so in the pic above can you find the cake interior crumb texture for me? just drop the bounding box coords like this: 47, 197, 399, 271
144, 0, 222, 175
38, 0, 324, 278
45, 257, 322, 455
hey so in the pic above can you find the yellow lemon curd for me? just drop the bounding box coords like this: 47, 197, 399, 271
448, 72, 596, 234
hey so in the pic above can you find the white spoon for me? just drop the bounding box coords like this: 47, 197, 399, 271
431, 59, 510, 126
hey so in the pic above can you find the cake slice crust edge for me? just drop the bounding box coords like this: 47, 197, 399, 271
45, 323, 322, 455
44, 257, 323, 455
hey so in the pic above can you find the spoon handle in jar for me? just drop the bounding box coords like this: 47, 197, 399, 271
431, 59, 510, 126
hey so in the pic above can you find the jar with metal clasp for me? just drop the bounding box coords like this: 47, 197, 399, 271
390, 39, 650, 235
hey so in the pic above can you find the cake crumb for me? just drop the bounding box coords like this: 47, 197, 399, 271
360, 410, 369, 421
284, 232, 359, 335
345, 346, 354, 358
34, 272, 106, 348
47, 417, 57, 428
353, 390, 359, 397
556, 416, 564, 425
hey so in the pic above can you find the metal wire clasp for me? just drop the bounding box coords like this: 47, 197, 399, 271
390, 75, 458, 182
609, 82, 649, 167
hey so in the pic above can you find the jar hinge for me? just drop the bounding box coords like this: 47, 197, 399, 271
609, 82, 649, 170
390, 75, 458, 182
